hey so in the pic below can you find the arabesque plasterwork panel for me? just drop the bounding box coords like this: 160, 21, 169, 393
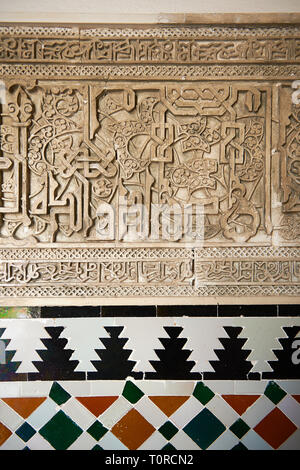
0, 23, 299, 304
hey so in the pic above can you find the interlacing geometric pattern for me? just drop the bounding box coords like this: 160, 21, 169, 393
0, 23, 300, 304
0, 380, 299, 450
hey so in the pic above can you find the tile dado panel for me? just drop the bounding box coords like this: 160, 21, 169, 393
0, 23, 300, 304
0, 317, 299, 450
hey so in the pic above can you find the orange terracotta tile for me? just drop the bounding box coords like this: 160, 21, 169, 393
254, 408, 297, 449
149, 396, 189, 417
222, 395, 260, 415
76, 396, 118, 416
2, 397, 46, 418
111, 409, 155, 450
0, 422, 12, 446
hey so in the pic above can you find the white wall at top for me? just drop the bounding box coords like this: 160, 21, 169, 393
0, 0, 300, 23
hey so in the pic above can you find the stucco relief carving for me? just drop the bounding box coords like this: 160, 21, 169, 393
0, 23, 299, 304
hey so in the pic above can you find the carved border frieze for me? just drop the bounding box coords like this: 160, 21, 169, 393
0, 23, 299, 304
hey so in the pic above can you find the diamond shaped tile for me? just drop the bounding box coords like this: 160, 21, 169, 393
16, 422, 36, 442
122, 381, 144, 404
264, 381, 287, 405
229, 418, 250, 439
0, 421, 12, 446
62, 397, 95, 430
183, 408, 226, 449
159, 421, 178, 440
111, 408, 155, 450
39, 410, 83, 450
206, 395, 238, 427
49, 382, 71, 406
87, 421, 108, 441
254, 408, 297, 449
193, 382, 214, 405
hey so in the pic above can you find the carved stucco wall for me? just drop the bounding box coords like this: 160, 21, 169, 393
0, 18, 300, 305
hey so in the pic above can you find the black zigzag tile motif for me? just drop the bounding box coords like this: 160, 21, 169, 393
0, 328, 27, 381
262, 326, 300, 379
1, 319, 300, 381
145, 326, 201, 380
87, 326, 142, 380
28, 326, 85, 381
203, 327, 253, 380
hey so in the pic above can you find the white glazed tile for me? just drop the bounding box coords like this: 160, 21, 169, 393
0, 433, 25, 450
26, 398, 58, 430
27, 432, 55, 450
58, 380, 91, 397
208, 429, 240, 450
68, 431, 97, 450
99, 396, 132, 429
20, 381, 52, 397
0, 381, 22, 398
138, 430, 168, 450
242, 396, 274, 427
138, 380, 195, 396
276, 381, 300, 395
278, 395, 300, 427
0, 399, 24, 430
99, 431, 128, 450
90, 380, 124, 396
62, 397, 95, 430
241, 429, 273, 450
234, 380, 269, 394
169, 430, 201, 450
134, 396, 167, 428
206, 395, 239, 427
170, 396, 204, 429
203, 380, 234, 395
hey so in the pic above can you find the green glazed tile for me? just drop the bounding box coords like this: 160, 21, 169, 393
16, 422, 36, 442
229, 418, 250, 439
264, 381, 287, 405
183, 408, 225, 449
193, 382, 214, 405
87, 421, 108, 441
39, 410, 83, 450
122, 380, 144, 404
159, 421, 178, 440
49, 382, 71, 406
